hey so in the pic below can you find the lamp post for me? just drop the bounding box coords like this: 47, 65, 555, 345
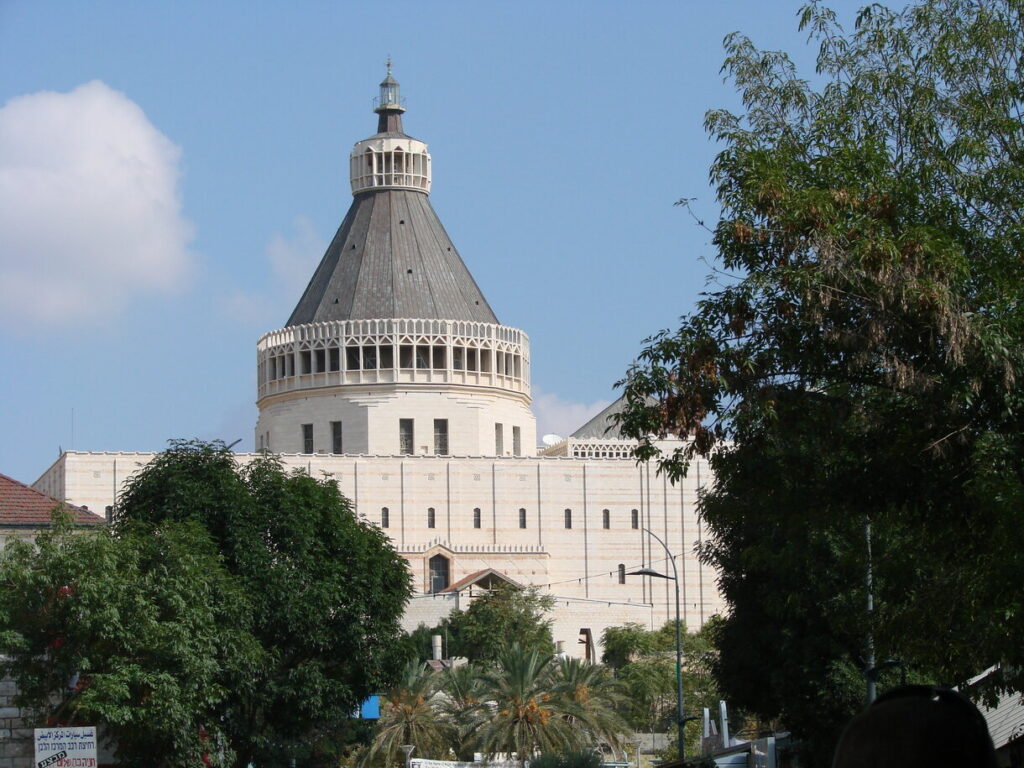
628, 528, 687, 761
399, 745, 415, 768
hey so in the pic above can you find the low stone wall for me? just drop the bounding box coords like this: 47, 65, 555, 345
0, 677, 32, 768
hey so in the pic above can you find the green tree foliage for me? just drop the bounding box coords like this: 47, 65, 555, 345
361, 647, 629, 766
358, 660, 455, 766
0, 514, 261, 767
601, 622, 721, 758
442, 585, 555, 662
0, 440, 412, 768
113, 440, 412, 766
617, 0, 1024, 762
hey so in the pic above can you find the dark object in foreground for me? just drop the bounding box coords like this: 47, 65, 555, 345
832, 685, 996, 768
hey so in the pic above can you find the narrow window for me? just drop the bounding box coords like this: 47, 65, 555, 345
519, 508, 527, 529
564, 508, 572, 529
453, 347, 464, 370
315, 348, 326, 372
362, 345, 377, 369
432, 345, 446, 370
329, 348, 340, 371
381, 507, 390, 528
427, 507, 436, 529
495, 423, 504, 455
346, 346, 360, 370
302, 424, 314, 454
618, 564, 626, 584
379, 345, 394, 368
416, 345, 431, 369
399, 419, 414, 455
473, 508, 481, 529
300, 350, 312, 374
602, 509, 610, 529
467, 348, 478, 371
631, 509, 639, 529
429, 554, 450, 593
513, 426, 522, 456
331, 421, 342, 454
434, 419, 449, 455
400, 345, 415, 368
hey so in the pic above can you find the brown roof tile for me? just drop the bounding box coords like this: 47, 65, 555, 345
0, 473, 105, 526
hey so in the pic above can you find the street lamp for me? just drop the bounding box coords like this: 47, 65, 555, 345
628, 528, 687, 761
399, 745, 415, 768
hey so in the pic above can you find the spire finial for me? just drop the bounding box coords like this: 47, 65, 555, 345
375, 58, 405, 129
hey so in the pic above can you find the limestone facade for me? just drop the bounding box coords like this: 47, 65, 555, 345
35, 448, 724, 649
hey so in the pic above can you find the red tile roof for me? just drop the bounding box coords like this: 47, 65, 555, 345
440, 568, 522, 593
0, 473, 105, 526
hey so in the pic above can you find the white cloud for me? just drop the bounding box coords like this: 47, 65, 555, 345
221, 215, 324, 327
532, 387, 613, 441
0, 80, 194, 331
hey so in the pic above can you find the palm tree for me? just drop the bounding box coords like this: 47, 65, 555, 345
435, 662, 488, 760
359, 660, 453, 766
473, 644, 587, 763
553, 656, 630, 757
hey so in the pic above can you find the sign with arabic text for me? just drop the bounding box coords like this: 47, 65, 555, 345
34, 727, 97, 768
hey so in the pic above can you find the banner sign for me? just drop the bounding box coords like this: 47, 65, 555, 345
34, 727, 97, 768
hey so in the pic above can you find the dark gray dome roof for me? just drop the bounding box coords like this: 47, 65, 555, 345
286, 188, 498, 326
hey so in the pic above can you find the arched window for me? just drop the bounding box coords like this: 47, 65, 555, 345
473, 508, 481, 529
519, 508, 527, 529
618, 564, 626, 584
429, 554, 450, 593
381, 507, 390, 528
631, 509, 639, 529
564, 509, 572, 529
602, 509, 610, 529
427, 507, 436, 529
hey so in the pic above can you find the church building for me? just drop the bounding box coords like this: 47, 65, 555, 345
33, 69, 725, 658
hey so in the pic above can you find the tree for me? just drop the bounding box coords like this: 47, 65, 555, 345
0, 514, 261, 767
443, 585, 555, 662
358, 660, 454, 766
114, 440, 413, 767
601, 622, 721, 758
617, 0, 1024, 762
360, 648, 630, 766
474, 644, 596, 762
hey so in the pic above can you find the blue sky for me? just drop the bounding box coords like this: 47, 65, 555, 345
0, 0, 893, 483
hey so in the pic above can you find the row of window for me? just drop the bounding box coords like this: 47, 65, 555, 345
295, 419, 527, 457
426, 552, 630, 593
494, 423, 522, 456
301, 421, 344, 454
379, 507, 642, 530
399, 418, 450, 455
266, 344, 522, 381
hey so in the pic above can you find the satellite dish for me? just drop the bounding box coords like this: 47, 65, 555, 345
541, 434, 563, 447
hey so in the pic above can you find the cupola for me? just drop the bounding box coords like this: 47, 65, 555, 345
351, 64, 430, 194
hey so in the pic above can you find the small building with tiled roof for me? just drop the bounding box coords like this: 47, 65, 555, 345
0, 472, 104, 547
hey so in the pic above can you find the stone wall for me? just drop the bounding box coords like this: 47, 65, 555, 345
0, 677, 32, 768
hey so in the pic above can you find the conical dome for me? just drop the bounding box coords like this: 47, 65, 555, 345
286, 68, 497, 326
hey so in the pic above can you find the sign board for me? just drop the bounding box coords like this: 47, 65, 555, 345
34, 727, 98, 768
